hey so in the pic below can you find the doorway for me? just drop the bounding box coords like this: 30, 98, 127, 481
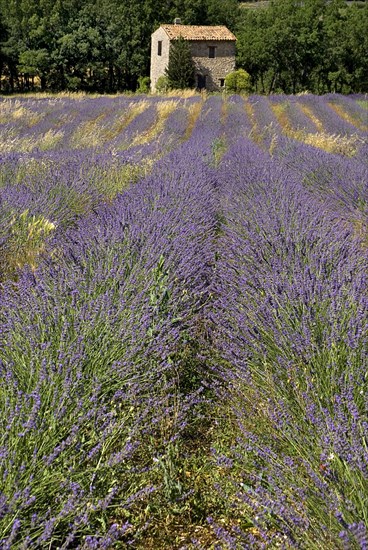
197, 74, 207, 90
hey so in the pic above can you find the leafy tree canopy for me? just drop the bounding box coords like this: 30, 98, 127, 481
0, 0, 367, 93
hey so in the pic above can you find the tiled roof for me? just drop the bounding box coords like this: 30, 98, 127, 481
161, 25, 236, 41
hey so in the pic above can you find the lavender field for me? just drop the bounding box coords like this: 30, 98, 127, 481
0, 93, 367, 549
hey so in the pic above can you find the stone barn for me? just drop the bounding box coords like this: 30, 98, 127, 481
150, 20, 236, 92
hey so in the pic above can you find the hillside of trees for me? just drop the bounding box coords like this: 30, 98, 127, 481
0, 0, 367, 94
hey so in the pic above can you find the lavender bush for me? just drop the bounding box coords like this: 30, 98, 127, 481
210, 137, 368, 549
0, 93, 367, 548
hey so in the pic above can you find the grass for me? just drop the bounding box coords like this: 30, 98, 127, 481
184, 101, 203, 140
356, 99, 368, 109
0, 100, 43, 125
327, 101, 368, 132
271, 102, 361, 156
131, 100, 179, 146
0, 210, 56, 280
71, 100, 150, 147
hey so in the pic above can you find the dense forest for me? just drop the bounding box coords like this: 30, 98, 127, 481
0, 0, 367, 94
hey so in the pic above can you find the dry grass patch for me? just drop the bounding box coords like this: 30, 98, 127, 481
0, 133, 35, 153
301, 131, 361, 156
298, 103, 324, 132
0, 100, 42, 126
0, 128, 64, 153
183, 101, 203, 140
271, 102, 361, 156
131, 100, 179, 146
327, 101, 368, 132
160, 89, 200, 99
271, 102, 292, 132
70, 112, 108, 148
244, 99, 264, 145
1, 210, 56, 279
38, 129, 64, 150
105, 100, 150, 143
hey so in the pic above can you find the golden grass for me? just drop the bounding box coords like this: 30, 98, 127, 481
130, 100, 179, 146
0, 133, 35, 153
244, 98, 256, 125
2, 210, 56, 277
298, 103, 324, 132
300, 131, 361, 156
104, 101, 150, 144
0, 100, 42, 125
38, 129, 64, 150
271, 103, 293, 131
327, 101, 368, 132
352, 219, 368, 247
245, 98, 279, 155
69, 101, 152, 147
157, 88, 200, 98
184, 101, 203, 140
220, 97, 228, 125
0, 128, 64, 153
244, 98, 264, 145
270, 102, 361, 156
70, 112, 108, 148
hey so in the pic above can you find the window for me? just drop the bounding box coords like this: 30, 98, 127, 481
208, 46, 216, 59
220, 78, 225, 87
157, 41, 162, 56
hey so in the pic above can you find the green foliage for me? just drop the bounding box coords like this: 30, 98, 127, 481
155, 75, 169, 93
0, 0, 367, 93
137, 75, 150, 93
165, 36, 195, 90
211, 136, 227, 166
0, 210, 56, 280
225, 68, 252, 93
236, 0, 368, 94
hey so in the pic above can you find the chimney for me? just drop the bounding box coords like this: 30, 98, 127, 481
174, 18, 181, 25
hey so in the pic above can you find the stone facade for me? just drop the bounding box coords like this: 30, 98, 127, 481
150, 25, 236, 92
150, 27, 171, 91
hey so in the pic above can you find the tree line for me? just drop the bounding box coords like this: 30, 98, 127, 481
0, 0, 239, 93
237, 0, 368, 94
0, 0, 367, 94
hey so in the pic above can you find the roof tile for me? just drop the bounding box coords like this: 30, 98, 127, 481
161, 25, 236, 41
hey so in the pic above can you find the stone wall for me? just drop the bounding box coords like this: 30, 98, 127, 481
150, 28, 171, 91
190, 41, 236, 91
150, 31, 236, 92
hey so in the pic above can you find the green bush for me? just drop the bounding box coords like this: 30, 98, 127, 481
155, 75, 169, 93
137, 76, 151, 93
225, 69, 252, 94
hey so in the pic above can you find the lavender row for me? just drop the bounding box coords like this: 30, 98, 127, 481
269, 95, 320, 134
276, 138, 368, 226
0, 146, 218, 547
209, 138, 368, 548
297, 94, 366, 137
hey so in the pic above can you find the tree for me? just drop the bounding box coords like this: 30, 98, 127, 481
18, 48, 50, 90
165, 36, 195, 89
225, 69, 252, 93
